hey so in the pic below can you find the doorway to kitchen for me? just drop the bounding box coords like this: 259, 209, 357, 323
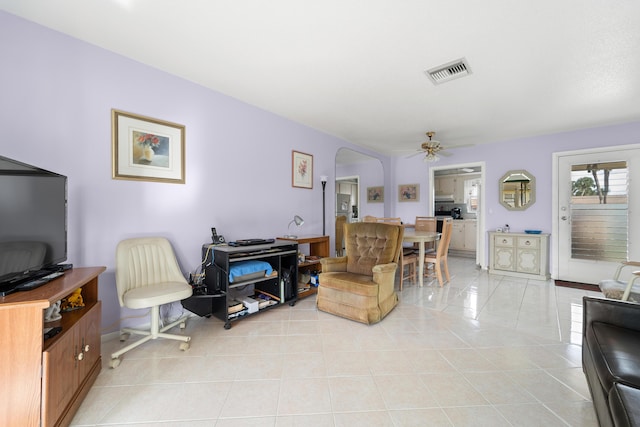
430, 162, 486, 268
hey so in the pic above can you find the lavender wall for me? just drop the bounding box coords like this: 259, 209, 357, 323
2, 11, 639, 333
336, 154, 385, 219
392, 121, 640, 264
0, 12, 387, 332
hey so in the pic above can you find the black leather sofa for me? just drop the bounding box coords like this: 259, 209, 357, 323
582, 296, 640, 426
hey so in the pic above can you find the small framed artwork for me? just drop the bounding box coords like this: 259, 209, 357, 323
112, 109, 185, 184
367, 186, 384, 203
292, 150, 313, 188
398, 184, 420, 202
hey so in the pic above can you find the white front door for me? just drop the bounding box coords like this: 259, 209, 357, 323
554, 145, 640, 283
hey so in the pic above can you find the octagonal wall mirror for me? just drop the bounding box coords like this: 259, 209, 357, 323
499, 169, 535, 210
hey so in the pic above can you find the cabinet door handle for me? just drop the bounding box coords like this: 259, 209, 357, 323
77, 352, 84, 361
84, 344, 90, 352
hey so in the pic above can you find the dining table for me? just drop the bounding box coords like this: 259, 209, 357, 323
402, 229, 440, 287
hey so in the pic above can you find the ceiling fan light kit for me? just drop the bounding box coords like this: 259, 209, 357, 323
424, 152, 439, 162
407, 131, 463, 162
423, 131, 441, 162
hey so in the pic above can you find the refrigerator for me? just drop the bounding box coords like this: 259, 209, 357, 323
336, 193, 351, 220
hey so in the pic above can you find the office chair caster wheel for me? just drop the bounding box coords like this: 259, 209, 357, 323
109, 358, 121, 369
119, 332, 130, 342
179, 342, 190, 351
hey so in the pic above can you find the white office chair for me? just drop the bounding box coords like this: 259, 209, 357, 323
110, 237, 193, 368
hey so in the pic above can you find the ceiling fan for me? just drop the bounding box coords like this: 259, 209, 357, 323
408, 132, 453, 162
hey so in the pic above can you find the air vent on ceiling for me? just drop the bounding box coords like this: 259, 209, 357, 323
425, 58, 471, 85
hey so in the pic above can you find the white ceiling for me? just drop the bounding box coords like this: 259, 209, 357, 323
2, 0, 640, 155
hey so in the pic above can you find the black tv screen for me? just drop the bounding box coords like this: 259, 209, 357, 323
0, 156, 67, 286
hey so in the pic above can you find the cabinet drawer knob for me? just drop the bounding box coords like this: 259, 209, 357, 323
502, 239, 508, 244
525, 241, 531, 246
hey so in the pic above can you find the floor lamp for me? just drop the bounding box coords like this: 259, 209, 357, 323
321, 175, 328, 235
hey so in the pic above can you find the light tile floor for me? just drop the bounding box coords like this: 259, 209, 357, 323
72, 257, 601, 426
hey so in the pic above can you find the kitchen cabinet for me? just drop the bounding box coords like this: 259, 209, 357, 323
454, 178, 465, 203
435, 174, 481, 204
449, 220, 477, 252
489, 232, 550, 280
464, 221, 477, 249
435, 176, 456, 195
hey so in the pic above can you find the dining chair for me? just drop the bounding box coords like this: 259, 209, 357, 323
373, 218, 416, 289
415, 216, 437, 252
425, 217, 453, 286
376, 217, 402, 224
362, 215, 378, 223
335, 215, 347, 256
399, 250, 417, 291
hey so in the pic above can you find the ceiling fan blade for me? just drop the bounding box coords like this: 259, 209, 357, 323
406, 151, 425, 159
439, 151, 454, 157
443, 143, 475, 150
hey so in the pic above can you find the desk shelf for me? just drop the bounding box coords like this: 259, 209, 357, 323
278, 235, 329, 299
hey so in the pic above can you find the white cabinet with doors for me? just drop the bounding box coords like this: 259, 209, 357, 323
435, 174, 480, 204
454, 178, 465, 203
449, 220, 477, 252
489, 232, 550, 280
435, 176, 456, 195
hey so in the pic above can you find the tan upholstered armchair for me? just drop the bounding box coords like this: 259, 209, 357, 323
317, 222, 404, 324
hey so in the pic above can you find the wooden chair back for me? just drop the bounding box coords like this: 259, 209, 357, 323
415, 216, 436, 232
376, 217, 402, 225
335, 215, 347, 256
415, 216, 437, 251
425, 217, 453, 286
437, 218, 453, 256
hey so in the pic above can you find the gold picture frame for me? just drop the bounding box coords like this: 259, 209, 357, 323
292, 150, 313, 188
367, 186, 384, 203
112, 109, 185, 184
398, 184, 420, 202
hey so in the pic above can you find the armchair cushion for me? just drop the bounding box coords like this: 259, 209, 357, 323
345, 223, 403, 275
318, 222, 403, 324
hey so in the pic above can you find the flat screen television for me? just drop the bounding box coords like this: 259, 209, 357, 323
0, 156, 67, 292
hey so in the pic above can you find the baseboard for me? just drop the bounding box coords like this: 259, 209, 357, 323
554, 280, 600, 292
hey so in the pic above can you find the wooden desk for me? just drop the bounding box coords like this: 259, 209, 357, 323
402, 230, 440, 287
277, 235, 329, 299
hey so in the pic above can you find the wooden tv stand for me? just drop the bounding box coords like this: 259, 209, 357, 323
0, 266, 106, 427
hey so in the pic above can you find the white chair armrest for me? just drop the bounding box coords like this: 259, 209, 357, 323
621, 271, 640, 301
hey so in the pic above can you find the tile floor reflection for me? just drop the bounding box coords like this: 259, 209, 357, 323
71, 256, 600, 426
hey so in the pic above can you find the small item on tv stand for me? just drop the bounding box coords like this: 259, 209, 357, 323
44, 326, 62, 340
55, 263, 73, 271
228, 238, 276, 247
61, 288, 85, 312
